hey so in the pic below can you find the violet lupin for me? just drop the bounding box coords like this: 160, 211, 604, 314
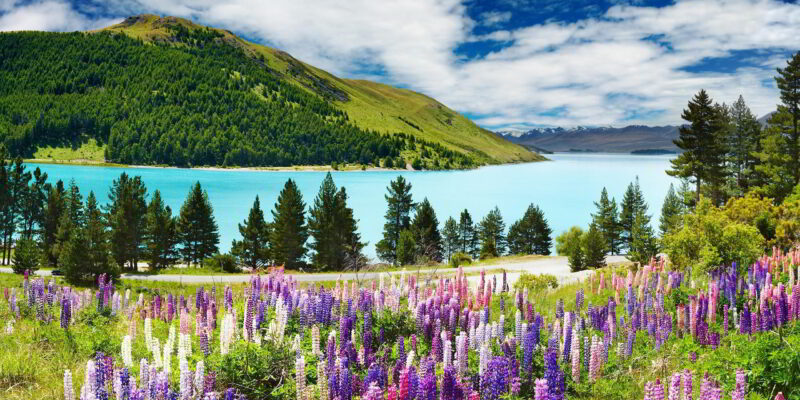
731, 369, 746, 400
533, 378, 548, 400
682, 369, 692, 400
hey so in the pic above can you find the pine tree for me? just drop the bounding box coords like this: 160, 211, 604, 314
308, 173, 363, 270
178, 182, 219, 267
270, 179, 308, 269
478, 206, 506, 257
728, 95, 762, 193
583, 223, 606, 269
458, 209, 478, 258
20, 167, 48, 238
659, 183, 685, 236
106, 173, 148, 271
232, 195, 271, 270
84, 192, 116, 281
629, 209, 659, 266
334, 187, 365, 271
441, 217, 460, 261
774, 51, 800, 187
756, 52, 800, 201
376, 176, 415, 265
12, 236, 39, 274
568, 240, 584, 272
507, 204, 552, 255
410, 198, 442, 262
1, 157, 30, 265
41, 180, 65, 267
668, 89, 727, 204
620, 177, 648, 251
146, 190, 179, 270
396, 229, 416, 266
592, 188, 621, 254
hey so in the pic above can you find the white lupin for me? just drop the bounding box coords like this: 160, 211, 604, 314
121, 334, 133, 368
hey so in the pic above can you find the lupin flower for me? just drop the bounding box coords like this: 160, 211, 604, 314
63, 370, 74, 400
534, 378, 548, 400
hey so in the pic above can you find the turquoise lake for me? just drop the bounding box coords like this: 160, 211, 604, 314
28, 153, 676, 259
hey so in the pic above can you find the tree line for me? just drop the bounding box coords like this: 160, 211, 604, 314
0, 30, 474, 169
668, 51, 800, 205
375, 176, 553, 266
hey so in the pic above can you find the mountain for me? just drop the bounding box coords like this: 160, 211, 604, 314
498, 125, 680, 154
0, 15, 541, 168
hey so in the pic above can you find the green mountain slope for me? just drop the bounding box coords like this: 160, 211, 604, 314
0, 15, 541, 168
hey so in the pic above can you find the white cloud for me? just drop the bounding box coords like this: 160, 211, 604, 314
2, 0, 799, 128
0, 0, 119, 32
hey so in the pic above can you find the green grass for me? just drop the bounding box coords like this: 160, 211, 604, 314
99, 15, 545, 166
31, 138, 106, 163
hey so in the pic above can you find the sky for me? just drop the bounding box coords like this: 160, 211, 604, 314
1, 0, 798, 131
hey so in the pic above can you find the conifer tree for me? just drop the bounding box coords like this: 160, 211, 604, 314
774, 51, 800, 186
270, 179, 308, 269
84, 192, 116, 280
12, 237, 39, 274
441, 217, 460, 261
507, 204, 552, 255
458, 209, 478, 258
410, 198, 442, 262
583, 223, 606, 269
1, 157, 30, 264
629, 209, 659, 266
178, 182, 219, 267
591, 188, 621, 254
620, 177, 648, 251
232, 195, 271, 270
308, 173, 363, 270
146, 190, 179, 270
41, 180, 65, 267
376, 176, 415, 265
568, 240, 584, 272
106, 173, 148, 271
478, 206, 506, 257
20, 167, 48, 238
395, 229, 416, 266
728, 95, 762, 193
659, 183, 685, 236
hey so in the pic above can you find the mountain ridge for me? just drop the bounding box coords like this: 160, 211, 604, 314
497, 125, 681, 153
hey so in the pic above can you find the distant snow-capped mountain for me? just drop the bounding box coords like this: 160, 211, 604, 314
496, 125, 680, 154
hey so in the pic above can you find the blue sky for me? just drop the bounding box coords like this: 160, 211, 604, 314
1, 0, 798, 131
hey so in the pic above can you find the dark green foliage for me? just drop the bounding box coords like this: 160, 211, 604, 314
0, 156, 31, 265
177, 182, 219, 267
145, 190, 179, 270
270, 179, 308, 269
592, 187, 621, 254
231, 195, 271, 270
568, 241, 584, 272
668, 89, 728, 205
19, 167, 48, 238
659, 183, 685, 236
620, 177, 648, 251
458, 209, 478, 258
41, 180, 66, 267
628, 209, 659, 265
410, 198, 442, 262
106, 173, 148, 271
395, 229, 416, 266
307, 173, 364, 271
216, 341, 295, 400
773, 51, 800, 188
11, 236, 39, 274
727, 95, 762, 194
62, 192, 117, 285
448, 251, 472, 268
0, 31, 479, 168
583, 223, 606, 269
376, 176, 415, 265
506, 203, 552, 255
441, 216, 460, 261
206, 253, 240, 273
478, 206, 505, 257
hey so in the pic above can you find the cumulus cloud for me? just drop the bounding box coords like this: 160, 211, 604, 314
1, 0, 798, 128
0, 0, 119, 32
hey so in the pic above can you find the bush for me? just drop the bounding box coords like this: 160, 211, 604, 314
12, 237, 40, 274
449, 252, 472, 268
216, 341, 295, 400
555, 226, 584, 257
411, 158, 423, 170
513, 272, 558, 292
206, 253, 240, 273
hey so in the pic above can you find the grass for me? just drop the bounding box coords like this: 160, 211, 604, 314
98, 15, 545, 166
30, 138, 106, 163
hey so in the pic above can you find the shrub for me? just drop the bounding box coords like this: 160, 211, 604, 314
555, 226, 584, 257
206, 253, 240, 273
513, 272, 558, 292
216, 341, 295, 400
449, 252, 472, 268
12, 237, 40, 274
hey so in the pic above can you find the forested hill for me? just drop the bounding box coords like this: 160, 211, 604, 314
0, 15, 541, 169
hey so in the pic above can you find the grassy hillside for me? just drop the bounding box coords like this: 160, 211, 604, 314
99, 15, 541, 165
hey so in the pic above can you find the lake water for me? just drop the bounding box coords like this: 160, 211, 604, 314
28, 153, 676, 259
